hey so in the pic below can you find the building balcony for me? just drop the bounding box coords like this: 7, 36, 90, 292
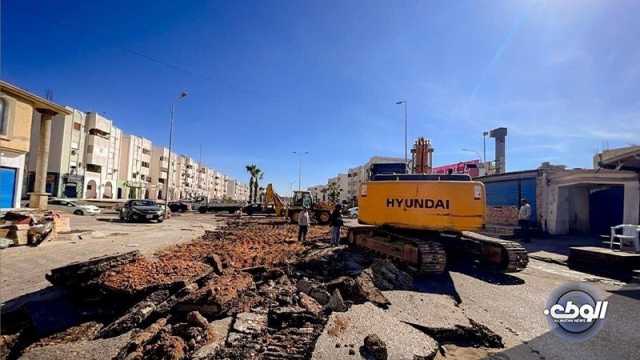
86, 113, 112, 134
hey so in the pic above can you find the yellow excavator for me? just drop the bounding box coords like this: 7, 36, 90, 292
263, 184, 332, 225
346, 173, 529, 275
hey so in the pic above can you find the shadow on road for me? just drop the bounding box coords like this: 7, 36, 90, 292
450, 262, 526, 286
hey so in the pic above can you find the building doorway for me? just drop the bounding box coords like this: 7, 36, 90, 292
589, 186, 624, 236
86, 180, 97, 199
104, 182, 113, 199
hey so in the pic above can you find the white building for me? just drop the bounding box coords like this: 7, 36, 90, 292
149, 146, 170, 200
83, 112, 121, 199
118, 134, 152, 199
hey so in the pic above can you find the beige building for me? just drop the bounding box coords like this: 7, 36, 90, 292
1, 81, 71, 209
26, 107, 87, 199
118, 134, 152, 199
149, 146, 170, 200
82, 112, 122, 199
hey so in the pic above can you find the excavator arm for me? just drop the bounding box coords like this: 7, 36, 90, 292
264, 184, 286, 216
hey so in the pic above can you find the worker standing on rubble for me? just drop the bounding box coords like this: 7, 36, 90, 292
518, 199, 532, 243
298, 207, 310, 242
329, 204, 343, 246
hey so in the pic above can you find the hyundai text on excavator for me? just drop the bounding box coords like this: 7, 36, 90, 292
345, 171, 529, 275
261, 184, 333, 225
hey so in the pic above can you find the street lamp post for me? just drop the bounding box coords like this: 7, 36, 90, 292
395, 100, 408, 166
482, 131, 488, 164
164, 91, 188, 218
292, 151, 309, 191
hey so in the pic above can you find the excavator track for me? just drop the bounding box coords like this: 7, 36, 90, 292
458, 231, 529, 272
346, 225, 448, 275
416, 241, 447, 275
346, 225, 528, 274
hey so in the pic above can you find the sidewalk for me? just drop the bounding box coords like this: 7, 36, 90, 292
522, 234, 602, 265
0, 213, 220, 305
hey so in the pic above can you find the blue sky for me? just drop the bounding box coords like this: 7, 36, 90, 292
2, 0, 639, 193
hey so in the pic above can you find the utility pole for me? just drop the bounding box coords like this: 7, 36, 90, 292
395, 100, 408, 166
164, 91, 188, 218
483, 131, 488, 164
292, 151, 309, 191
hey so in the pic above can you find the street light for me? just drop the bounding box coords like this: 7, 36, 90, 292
164, 91, 188, 218
482, 131, 489, 164
395, 100, 408, 166
292, 151, 309, 191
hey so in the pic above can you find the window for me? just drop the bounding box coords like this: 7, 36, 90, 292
86, 164, 101, 173
87, 145, 93, 154
0, 98, 7, 136
73, 122, 81, 130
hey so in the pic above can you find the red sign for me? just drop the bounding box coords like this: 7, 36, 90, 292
432, 160, 480, 177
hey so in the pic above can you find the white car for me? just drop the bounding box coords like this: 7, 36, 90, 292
48, 199, 101, 216
348, 206, 358, 218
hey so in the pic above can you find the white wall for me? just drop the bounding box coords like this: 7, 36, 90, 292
0, 150, 25, 209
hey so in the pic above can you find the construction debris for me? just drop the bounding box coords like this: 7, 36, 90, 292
0, 210, 66, 247
362, 334, 388, 360
312, 303, 438, 360
98, 258, 212, 295
46, 251, 142, 290
5, 218, 505, 359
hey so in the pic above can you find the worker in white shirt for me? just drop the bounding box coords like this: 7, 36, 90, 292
298, 207, 310, 242
518, 199, 532, 243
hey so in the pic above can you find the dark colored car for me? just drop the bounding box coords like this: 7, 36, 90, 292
119, 200, 165, 223
168, 201, 190, 213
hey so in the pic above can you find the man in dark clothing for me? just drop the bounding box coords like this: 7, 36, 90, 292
330, 204, 343, 246
518, 199, 532, 243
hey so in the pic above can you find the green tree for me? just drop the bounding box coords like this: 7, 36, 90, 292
245, 164, 263, 203
327, 183, 341, 204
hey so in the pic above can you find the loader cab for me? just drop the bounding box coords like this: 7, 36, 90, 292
291, 190, 313, 208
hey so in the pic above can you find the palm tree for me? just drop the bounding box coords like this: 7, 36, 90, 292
254, 172, 263, 205
245, 164, 263, 204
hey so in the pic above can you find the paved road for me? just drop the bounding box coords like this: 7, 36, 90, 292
418, 259, 640, 360
0, 212, 221, 305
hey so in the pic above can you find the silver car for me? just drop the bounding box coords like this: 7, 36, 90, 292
48, 198, 101, 216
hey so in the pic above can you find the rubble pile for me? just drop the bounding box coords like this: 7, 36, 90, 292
157, 224, 331, 269
99, 258, 213, 295
4, 219, 505, 359
0, 210, 63, 248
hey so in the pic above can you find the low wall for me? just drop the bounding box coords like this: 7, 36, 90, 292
486, 206, 519, 226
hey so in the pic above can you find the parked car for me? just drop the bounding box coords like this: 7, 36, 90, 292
48, 198, 101, 216
119, 200, 165, 223
168, 201, 190, 213
347, 206, 358, 218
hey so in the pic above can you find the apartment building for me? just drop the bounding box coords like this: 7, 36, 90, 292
328, 173, 349, 204
119, 134, 152, 199
212, 171, 227, 200
26, 107, 86, 198
176, 155, 198, 200
82, 112, 122, 199
196, 163, 208, 199
149, 146, 169, 200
